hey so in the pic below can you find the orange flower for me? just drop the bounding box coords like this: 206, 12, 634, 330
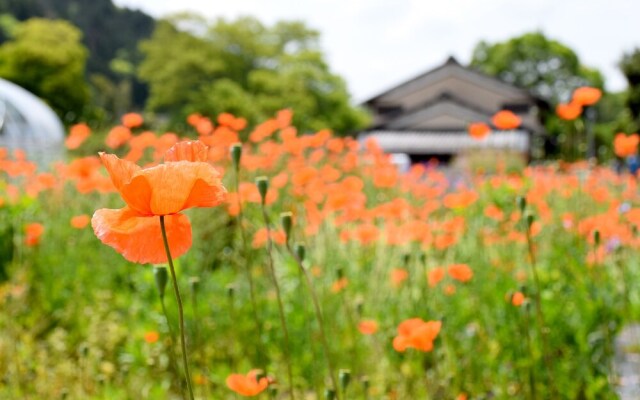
572, 86, 602, 106
614, 133, 639, 158
331, 277, 349, 293
390, 268, 409, 288
511, 291, 525, 306
556, 102, 582, 120
91, 141, 227, 264
144, 331, 159, 344
491, 110, 521, 130
427, 267, 445, 287
65, 123, 91, 150
447, 263, 473, 282
70, 214, 90, 229
392, 318, 441, 352
121, 113, 144, 128
358, 320, 379, 335
468, 122, 491, 140
226, 370, 269, 397
105, 125, 132, 149
25, 223, 44, 246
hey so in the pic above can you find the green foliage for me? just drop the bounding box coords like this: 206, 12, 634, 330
139, 15, 369, 135
620, 48, 640, 126
0, 18, 89, 122
470, 31, 603, 103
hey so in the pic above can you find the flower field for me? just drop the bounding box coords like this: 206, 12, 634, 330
1, 109, 639, 399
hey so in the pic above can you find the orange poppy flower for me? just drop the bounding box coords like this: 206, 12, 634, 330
491, 110, 521, 130
392, 318, 441, 352
572, 86, 602, 106
105, 126, 132, 149
226, 370, 269, 397
66, 123, 91, 150
613, 133, 639, 158
144, 331, 160, 344
511, 291, 525, 306
427, 267, 445, 287
390, 268, 409, 288
358, 320, 379, 335
468, 122, 491, 140
121, 113, 144, 128
25, 223, 44, 246
331, 277, 349, 293
91, 141, 227, 264
448, 263, 473, 282
556, 102, 582, 120
70, 214, 91, 229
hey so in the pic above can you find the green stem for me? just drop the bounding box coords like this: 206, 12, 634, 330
160, 216, 195, 400
161, 297, 186, 399
286, 242, 339, 398
260, 206, 296, 399
235, 167, 265, 368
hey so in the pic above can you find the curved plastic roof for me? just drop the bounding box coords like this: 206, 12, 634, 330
0, 78, 65, 165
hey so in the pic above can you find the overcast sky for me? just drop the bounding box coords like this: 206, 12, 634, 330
114, 0, 640, 103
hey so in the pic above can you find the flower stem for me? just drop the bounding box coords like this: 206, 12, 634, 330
160, 215, 195, 400
260, 205, 296, 399
286, 243, 339, 398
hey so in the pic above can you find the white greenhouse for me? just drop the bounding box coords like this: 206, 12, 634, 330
0, 78, 65, 166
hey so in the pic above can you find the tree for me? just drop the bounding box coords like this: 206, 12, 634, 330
470, 32, 603, 103
139, 15, 369, 134
0, 18, 89, 122
620, 49, 640, 125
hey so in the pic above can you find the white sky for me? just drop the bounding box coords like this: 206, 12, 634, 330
114, 0, 640, 103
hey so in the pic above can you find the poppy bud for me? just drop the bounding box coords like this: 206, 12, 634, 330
362, 376, 370, 392
226, 284, 235, 300
154, 266, 168, 299
189, 276, 200, 294
403, 253, 410, 266
593, 229, 601, 246
324, 389, 336, 399
339, 369, 351, 390
295, 242, 306, 261
516, 196, 526, 213
525, 213, 535, 228
281, 212, 293, 240
230, 143, 242, 171
419, 252, 427, 265
269, 385, 278, 399
355, 298, 364, 316
256, 176, 269, 205
337, 266, 344, 279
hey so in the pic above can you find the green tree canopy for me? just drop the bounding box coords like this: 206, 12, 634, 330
0, 18, 89, 122
139, 15, 369, 135
470, 32, 603, 103
620, 49, 640, 125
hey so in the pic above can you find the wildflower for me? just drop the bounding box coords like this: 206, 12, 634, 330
468, 122, 491, 140
491, 110, 521, 130
392, 318, 441, 352
226, 370, 269, 397
572, 86, 602, 106
511, 291, 525, 306
105, 125, 132, 149
358, 320, 379, 335
91, 140, 226, 264
144, 331, 159, 344
70, 214, 90, 229
427, 267, 445, 287
390, 268, 409, 288
121, 113, 144, 129
25, 223, 44, 246
448, 264, 473, 282
331, 277, 349, 293
556, 102, 582, 120
613, 133, 639, 158
65, 123, 91, 149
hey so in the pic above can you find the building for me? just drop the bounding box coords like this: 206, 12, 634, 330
0, 78, 65, 166
361, 56, 547, 163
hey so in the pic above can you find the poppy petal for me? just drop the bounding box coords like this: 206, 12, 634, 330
122, 161, 225, 215
92, 207, 192, 264
165, 140, 209, 162
99, 152, 141, 191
